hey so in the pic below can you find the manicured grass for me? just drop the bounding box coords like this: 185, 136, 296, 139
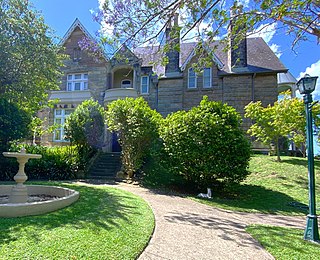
0, 182, 154, 259
192, 155, 320, 215
246, 225, 320, 259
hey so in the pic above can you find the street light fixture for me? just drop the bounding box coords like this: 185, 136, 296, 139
296, 74, 319, 242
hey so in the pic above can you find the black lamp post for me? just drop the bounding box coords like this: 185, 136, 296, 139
296, 74, 319, 242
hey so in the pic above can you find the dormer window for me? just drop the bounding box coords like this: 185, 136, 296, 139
121, 79, 132, 88
67, 73, 88, 91
73, 48, 82, 61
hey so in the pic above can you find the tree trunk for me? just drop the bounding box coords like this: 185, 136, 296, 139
276, 138, 281, 162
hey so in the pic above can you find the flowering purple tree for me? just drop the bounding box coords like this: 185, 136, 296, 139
93, 0, 319, 54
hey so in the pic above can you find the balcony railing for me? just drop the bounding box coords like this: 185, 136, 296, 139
104, 88, 138, 104
49, 90, 91, 103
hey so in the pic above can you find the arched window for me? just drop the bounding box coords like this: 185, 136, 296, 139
121, 79, 132, 88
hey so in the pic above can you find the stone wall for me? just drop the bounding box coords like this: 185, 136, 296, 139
157, 77, 184, 116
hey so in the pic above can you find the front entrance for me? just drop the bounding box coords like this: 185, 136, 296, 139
112, 132, 121, 152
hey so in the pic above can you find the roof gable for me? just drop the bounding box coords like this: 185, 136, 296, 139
60, 18, 94, 46
60, 18, 108, 61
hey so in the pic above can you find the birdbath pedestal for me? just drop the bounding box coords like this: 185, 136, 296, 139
2, 148, 42, 203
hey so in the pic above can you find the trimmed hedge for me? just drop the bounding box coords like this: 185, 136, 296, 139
159, 96, 252, 190
0, 145, 81, 181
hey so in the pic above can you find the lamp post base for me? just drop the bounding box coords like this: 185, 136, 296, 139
304, 214, 319, 242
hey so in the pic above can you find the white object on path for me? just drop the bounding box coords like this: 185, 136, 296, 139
197, 188, 212, 199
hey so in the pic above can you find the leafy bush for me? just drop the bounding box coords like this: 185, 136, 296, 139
160, 96, 251, 190
0, 144, 80, 181
106, 97, 162, 178
65, 99, 105, 169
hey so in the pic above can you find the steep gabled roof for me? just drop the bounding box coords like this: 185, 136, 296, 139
215, 37, 287, 74
60, 18, 108, 61
60, 18, 94, 46
134, 37, 287, 76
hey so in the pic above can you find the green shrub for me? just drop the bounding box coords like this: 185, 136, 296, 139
160, 96, 251, 190
0, 98, 31, 151
65, 99, 105, 170
106, 97, 162, 178
0, 144, 80, 181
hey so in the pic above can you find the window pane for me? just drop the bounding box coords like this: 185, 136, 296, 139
67, 82, 72, 91
75, 82, 81, 90
55, 110, 62, 116
67, 75, 72, 80
142, 76, 148, 84
55, 118, 62, 124
141, 85, 148, 93
188, 68, 196, 88
75, 74, 81, 80
83, 82, 88, 90
189, 79, 195, 88
203, 68, 211, 88
54, 130, 61, 141
65, 109, 73, 116
83, 74, 88, 79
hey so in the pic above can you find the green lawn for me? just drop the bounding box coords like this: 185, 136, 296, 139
246, 225, 320, 259
193, 155, 320, 215
0, 183, 154, 259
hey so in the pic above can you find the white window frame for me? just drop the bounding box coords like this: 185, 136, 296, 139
140, 76, 149, 94
67, 73, 88, 91
203, 67, 212, 88
121, 79, 132, 88
188, 68, 197, 89
53, 109, 73, 142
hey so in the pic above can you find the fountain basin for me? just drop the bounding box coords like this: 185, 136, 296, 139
0, 185, 79, 217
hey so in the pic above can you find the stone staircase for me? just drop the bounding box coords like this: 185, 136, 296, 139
88, 152, 121, 179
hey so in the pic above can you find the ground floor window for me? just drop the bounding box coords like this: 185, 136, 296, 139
53, 109, 73, 141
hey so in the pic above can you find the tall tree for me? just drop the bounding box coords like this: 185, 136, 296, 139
245, 93, 320, 161
94, 0, 319, 56
0, 0, 64, 113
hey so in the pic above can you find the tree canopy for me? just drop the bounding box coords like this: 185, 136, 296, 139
245, 93, 320, 161
0, 0, 64, 113
95, 0, 319, 56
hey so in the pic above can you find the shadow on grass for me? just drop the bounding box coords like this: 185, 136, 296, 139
246, 225, 320, 258
0, 183, 141, 246
196, 184, 308, 215
280, 157, 320, 170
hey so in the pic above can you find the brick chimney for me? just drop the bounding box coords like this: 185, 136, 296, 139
228, 7, 248, 71
165, 13, 181, 76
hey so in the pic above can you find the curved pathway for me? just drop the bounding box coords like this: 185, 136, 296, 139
80, 181, 305, 260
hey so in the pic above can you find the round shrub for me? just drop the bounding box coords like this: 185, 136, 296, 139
160, 96, 251, 189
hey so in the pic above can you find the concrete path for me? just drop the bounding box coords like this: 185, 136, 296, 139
79, 181, 305, 260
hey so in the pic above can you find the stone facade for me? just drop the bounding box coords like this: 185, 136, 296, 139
45, 19, 287, 150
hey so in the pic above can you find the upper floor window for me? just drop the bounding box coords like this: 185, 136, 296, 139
73, 48, 82, 61
121, 79, 132, 88
53, 109, 73, 141
67, 73, 88, 91
141, 76, 149, 94
203, 68, 212, 88
188, 68, 197, 89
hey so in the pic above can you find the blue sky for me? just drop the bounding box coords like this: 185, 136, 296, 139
31, 0, 320, 96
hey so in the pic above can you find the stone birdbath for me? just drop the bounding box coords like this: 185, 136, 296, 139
2, 147, 42, 203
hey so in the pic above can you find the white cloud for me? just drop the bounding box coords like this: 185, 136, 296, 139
248, 23, 277, 44
248, 23, 282, 57
238, 0, 250, 8
298, 60, 320, 97
269, 43, 282, 58
98, 0, 105, 9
